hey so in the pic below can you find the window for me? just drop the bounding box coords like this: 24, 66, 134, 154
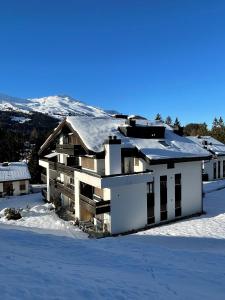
218, 161, 221, 179
167, 162, 174, 169
160, 176, 167, 221
214, 162, 217, 180
20, 181, 26, 191
175, 174, 182, 217
223, 161, 225, 178
147, 182, 155, 224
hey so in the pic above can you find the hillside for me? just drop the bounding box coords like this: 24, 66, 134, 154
0, 93, 111, 119
0, 181, 225, 299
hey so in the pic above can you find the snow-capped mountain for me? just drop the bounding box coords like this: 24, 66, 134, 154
0, 93, 112, 119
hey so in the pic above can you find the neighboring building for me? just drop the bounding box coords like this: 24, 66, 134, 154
0, 162, 31, 197
187, 136, 225, 181
39, 115, 210, 235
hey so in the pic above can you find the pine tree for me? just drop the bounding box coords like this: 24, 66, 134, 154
212, 117, 219, 129
218, 117, 224, 128
155, 113, 163, 122
165, 116, 172, 125
174, 117, 181, 127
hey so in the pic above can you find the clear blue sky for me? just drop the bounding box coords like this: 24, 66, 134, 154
0, 0, 225, 126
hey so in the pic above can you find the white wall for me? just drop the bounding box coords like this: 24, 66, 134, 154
110, 182, 148, 234
149, 161, 202, 222
204, 156, 225, 181
39, 159, 50, 201
0, 180, 29, 196
105, 143, 121, 175
134, 158, 202, 222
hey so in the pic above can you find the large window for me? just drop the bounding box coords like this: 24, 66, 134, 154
147, 182, 155, 224
218, 161, 221, 179
175, 174, 182, 217
160, 176, 167, 221
214, 162, 217, 180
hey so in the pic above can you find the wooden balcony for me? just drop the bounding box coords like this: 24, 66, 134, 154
80, 194, 110, 215
56, 144, 84, 156
49, 161, 76, 177
55, 181, 74, 199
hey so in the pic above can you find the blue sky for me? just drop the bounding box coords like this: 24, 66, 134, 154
0, 0, 225, 126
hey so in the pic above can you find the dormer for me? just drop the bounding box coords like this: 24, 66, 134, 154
118, 119, 165, 139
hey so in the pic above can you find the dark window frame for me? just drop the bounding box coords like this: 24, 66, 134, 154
147, 182, 155, 224
175, 174, 182, 217
214, 162, 217, 180
160, 175, 167, 221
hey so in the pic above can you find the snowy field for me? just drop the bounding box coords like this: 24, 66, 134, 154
0, 182, 225, 299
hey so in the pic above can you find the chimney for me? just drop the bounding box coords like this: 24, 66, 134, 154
104, 136, 121, 175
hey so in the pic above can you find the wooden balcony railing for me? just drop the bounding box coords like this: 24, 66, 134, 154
56, 181, 74, 199
49, 161, 77, 177
49, 178, 74, 199
56, 144, 84, 156
80, 194, 110, 215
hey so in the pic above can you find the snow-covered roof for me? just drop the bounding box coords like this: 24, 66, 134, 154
187, 136, 225, 156
66, 116, 210, 161
0, 162, 31, 182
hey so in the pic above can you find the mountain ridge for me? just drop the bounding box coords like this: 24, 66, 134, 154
0, 93, 115, 119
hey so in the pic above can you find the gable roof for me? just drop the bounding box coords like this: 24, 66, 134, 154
0, 162, 31, 182
187, 136, 225, 156
65, 116, 210, 161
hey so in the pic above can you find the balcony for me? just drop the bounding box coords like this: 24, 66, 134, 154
49, 178, 74, 199
55, 181, 74, 199
56, 144, 84, 156
49, 161, 76, 177
80, 194, 110, 215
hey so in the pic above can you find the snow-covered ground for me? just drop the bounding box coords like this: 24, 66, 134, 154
0, 193, 87, 239
1, 181, 225, 299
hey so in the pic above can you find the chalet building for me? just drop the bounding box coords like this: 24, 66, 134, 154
187, 136, 225, 181
39, 115, 210, 235
0, 162, 31, 197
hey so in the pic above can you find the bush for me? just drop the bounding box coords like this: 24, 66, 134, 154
4, 208, 22, 220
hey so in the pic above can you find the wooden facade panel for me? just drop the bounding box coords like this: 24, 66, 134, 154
81, 157, 95, 170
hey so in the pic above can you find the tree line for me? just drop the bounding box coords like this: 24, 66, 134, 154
154, 113, 225, 144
